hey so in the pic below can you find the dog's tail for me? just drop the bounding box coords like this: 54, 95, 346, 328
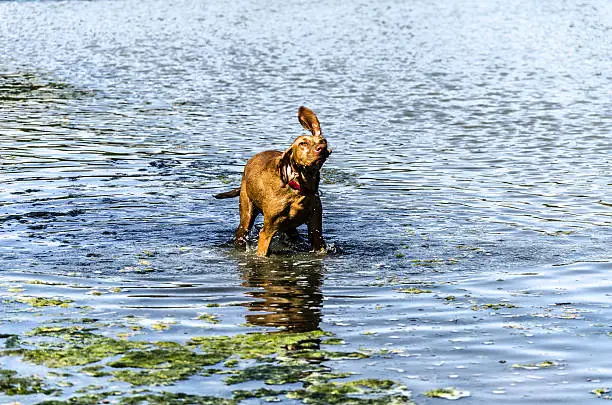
214, 188, 241, 199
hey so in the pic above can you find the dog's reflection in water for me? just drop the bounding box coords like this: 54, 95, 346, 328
239, 258, 323, 333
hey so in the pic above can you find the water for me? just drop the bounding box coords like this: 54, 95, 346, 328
1, 0, 611, 403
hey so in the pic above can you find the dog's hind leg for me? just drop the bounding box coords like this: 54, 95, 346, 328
235, 189, 258, 248
285, 228, 302, 243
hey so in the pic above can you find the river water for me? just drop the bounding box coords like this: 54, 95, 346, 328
1, 0, 611, 404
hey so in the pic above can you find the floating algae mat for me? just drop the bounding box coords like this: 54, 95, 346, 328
0, 322, 413, 404
15, 296, 73, 308
0, 369, 59, 396
0, 266, 412, 404
423, 387, 471, 400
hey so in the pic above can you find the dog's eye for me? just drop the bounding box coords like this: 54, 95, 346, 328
299, 141, 308, 147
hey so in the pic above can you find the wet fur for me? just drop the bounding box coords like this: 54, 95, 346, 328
214, 106, 331, 256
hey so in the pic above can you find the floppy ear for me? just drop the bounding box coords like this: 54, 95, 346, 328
279, 147, 293, 184
298, 106, 322, 137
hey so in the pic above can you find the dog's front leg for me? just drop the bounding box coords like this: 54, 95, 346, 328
257, 218, 280, 257
307, 198, 325, 252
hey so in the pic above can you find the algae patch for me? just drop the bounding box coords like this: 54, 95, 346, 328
396, 287, 432, 294
16, 296, 73, 307
0, 369, 59, 396
233, 388, 286, 402
3, 325, 413, 404
197, 313, 221, 324
151, 321, 174, 331
287, 379, 413, 404
119, 392, 236, 404
511, 360, 558, 370
592, 388, 612, 400
472, 302, 519, 311
22, 328, 148, 368
188, 330, 328, 359
36, 391, 123, 405
109, 346, 226, 386
287, 349, 369, 362
423, 387, 470, 400
225, 363, 327, 385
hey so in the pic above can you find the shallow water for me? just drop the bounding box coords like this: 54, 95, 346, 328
1, 0, 611, 403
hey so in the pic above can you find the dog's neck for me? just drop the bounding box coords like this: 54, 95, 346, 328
284, 163, 320, 195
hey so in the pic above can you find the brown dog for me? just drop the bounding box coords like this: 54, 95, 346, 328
215, 106, 331, 256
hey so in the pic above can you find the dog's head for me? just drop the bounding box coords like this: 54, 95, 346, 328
280, 106, 332, 173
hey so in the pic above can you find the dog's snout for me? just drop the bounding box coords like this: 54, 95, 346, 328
314, 140, 330, 155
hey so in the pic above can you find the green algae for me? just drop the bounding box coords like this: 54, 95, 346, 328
302, 372, 355, 385
472, 302, 519, 311
23, 330, 148, 368
120, 392, 236, 405
197, 313, 221, 324
287, 379, 413, 404
348, 379, 397, 390
112, 368, 210, 386
28, 325, 95, 336
224, 358, 239, 368
3, 324, 412, 404
287, 349, 369, 362
25, 280, 67, 286
592, 388, 612, 399
3, 334, 20, 348
34, 387, 236, 404
108, 347, 226, 369
81, 365, 110, 377
511, 360, 557, 370
396, 287, 432, 294
37, 392, 123, 405
225, 363, 328, 385
16, 296, 73, 307
423, 387, 471, 399
321, 338, 345, 345
151, 321, 174, 331
8, 327, 339, 388
188, 330, 328, 359
53, 317, 99, 325
0, 369, 59, 396
74, 384, 105, 393
109, 347, 226, 385
188, 330, 370, 389
232, 388, 286, 402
